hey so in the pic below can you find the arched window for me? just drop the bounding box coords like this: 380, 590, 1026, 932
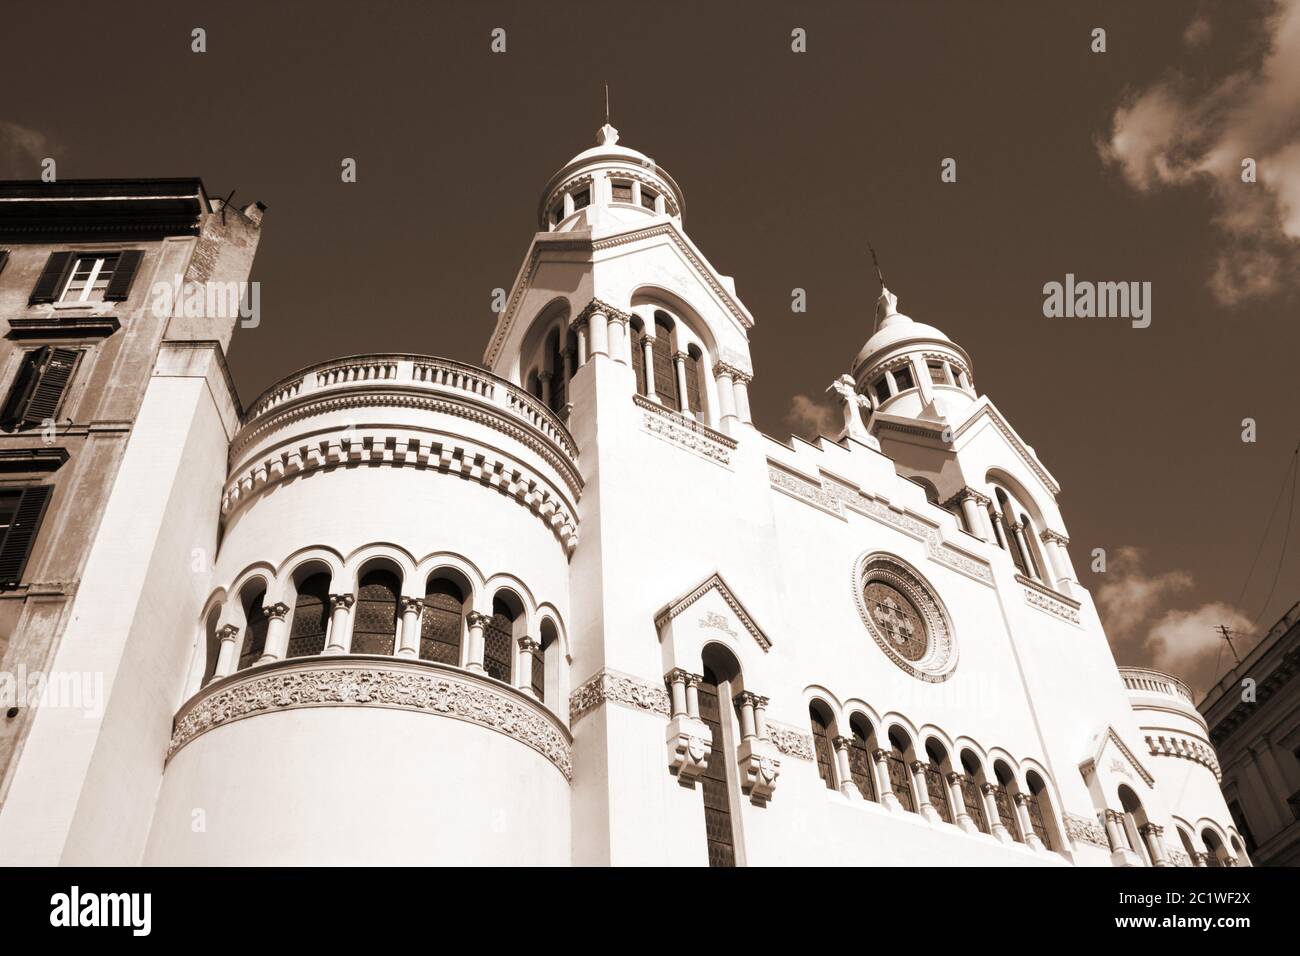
630, 318, 648, 396
420, 577, 464, 665
994, 489, 1029, 575
887, 728, 916, 813
924, 739, 954, 825
959, 750, 990, 833
353, 568, 400, 655
536, 619, 558, 703
848, 714, 877, 802
1201, 828, 1229, 867
699, 644, 743, 867
1177, 827, 1199, 866
236, 586, 269, 671
484, 593, 518, 684
1118, 785, 1152, 864
683, 345, 703, 418
809, 701, 837, 792
287, 571, 331, 658
200, 605, 222, 685
526, 369, 541, 400
651, 314, 677, 409
1024, 770, 1056, 851
992, 760, 1024, 842
547, 329, 567, 415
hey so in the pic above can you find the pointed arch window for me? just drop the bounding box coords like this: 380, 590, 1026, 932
420, 578, 464, 665
352, 568, 400, 655
287, 572, 331, 658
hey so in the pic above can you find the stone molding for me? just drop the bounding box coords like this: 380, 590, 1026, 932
1143, 732, 1222, 781
635, 393, 736, 467
765, 720, 815, 761
1064, 812, 1110, 848
1016, 574, 1082, 625
951, 403, 1061, 496
568, 667, 671, 724
1040, 528, 1069, 546
1080, 727, 1156, 788
855, 552, 958, 682
223, 427, 579, 555
576, 297, 632, 325
653, 572, 771, 652
169, 656, 573, 780
768, 462, 994, 587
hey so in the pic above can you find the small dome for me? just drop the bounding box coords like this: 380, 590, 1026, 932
563, 123, 655, 167
852, 287, 953, 374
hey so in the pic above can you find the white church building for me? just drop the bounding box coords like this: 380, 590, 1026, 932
0, 125, 1245, 867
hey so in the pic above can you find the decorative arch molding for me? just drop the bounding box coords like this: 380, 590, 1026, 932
853, 552, 958, 682
416, 552, 487, 603
535, 603, 573, 663
952, 399, 1061, 496
345, 544, 419, 591
1079, 726, 1156, 790
483, 572, 539, 624
653, 572, 771, 652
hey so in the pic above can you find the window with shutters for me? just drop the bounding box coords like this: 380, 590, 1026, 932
640, 187, 658, 210
960, 773, 989, 833
848, 732, 876, 801
287, 573, 331, 658
683, 346, 702, 416
0, 485, 53, 589
925, 763, 953, 824
630, 321, 647, 395
611, 180, 633, 202
1, 347, 80, 431
887, 749, 915, 813
29, 250, 143, 305
651, 316, 677, 408
420, 578, 464, 665
572, 188, 590, 210
990, 783, 1021, 841
892, 364, 915, 392
698, 665, 736, 867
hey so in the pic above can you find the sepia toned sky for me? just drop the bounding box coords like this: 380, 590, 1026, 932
4, 0, 1298, 696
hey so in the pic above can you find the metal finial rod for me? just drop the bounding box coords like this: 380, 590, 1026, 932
605, 83, 610, 125
868, 243, 885, 288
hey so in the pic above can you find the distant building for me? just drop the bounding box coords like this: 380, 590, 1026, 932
1200, 601, 1300, 866
0, 131, 1245, 866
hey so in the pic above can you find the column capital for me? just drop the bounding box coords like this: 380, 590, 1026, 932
466, 610, 491, 628
871, 748, 889, 764
1139, 822, 1164, 837
946, 770, 964, 785
263, 602, 291, 621
664, 667, 692, 686
218, 623, 240, 641
328, 593, 355, 610
910, 759, 928, 775
673, 349, 690, 363
832, 735, 852, 753
1013, 791, 1031, 807
683, 672, 704, 689
732, 689, 767, 709
714, 361, 751, 384
399, 596, 424, 614
981, 782, 998, 796
537, 369, 553, 383
1040, 528, 1070, 546
945, 487, 991, 508
577, 297, 630, 325
517, 635, 539, 654
1104, 808, 1125, 825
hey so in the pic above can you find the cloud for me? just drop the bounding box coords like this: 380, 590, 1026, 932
0, 121, 54, 178
1095, 546, 1193, 638
1098, 0, 1300, 304
1094, 546, 1255, 697
784, 394, 838, 438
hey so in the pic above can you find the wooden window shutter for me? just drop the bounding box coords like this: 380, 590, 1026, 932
104, 250, 144, 301
1, 347, 48, 428
0, 250, 9, 277
0, 485, 54, 588
22, 348, 79, 427
28, 251, 75, 304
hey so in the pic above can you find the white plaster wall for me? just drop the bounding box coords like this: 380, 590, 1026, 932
144, 706, 570, 865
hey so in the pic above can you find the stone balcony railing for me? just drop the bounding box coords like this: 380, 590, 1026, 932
239, 353, 578, 465
1119, 666, 1196, 704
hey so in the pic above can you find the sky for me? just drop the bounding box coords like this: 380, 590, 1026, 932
4, 0, 1298, 697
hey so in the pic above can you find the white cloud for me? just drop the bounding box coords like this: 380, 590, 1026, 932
0, 121, 54, 178
1147, 602, 1255, 697
784, 394, 838, 438
1095, 546, 1193, 638
1099, 0, 1300, 304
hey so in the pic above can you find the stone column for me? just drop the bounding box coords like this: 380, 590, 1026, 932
1040, 529, 1072, 583
465, 610, 489, 672
1015, 793, 1046, 851
1103, 809, 1125, 853
587, 309, 609, 358
574, 323, 588, 367
987, 504, 1009, 550
983, 783, 1013, 843
673, 351, 692, 414
607, 315, 628, 365
324, 594, 355, 654
958, 492, 987, 541
538, 370, 553, 408
713, 366, 738, 428
665, 668, 689, 718
1140, 823, 1170, 867
752, 695, 770, 741
397, 597, 423, 658
213, 624, 240, 681
684, 673, 702, 719
732, 372, 753, 425
733, 691, 759, 742
258, 602, 292, 663
516, 636, 540, 697
641, 335, 658, 401
1011, 521, 1038, 579
873, 749, 902, 812
948, 772, 977, 833
832, 737, 860, 799
912, 760, 941, 823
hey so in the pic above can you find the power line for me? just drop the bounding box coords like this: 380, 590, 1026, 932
1252, 442, 1300, 629
1231, 440, 1299, 615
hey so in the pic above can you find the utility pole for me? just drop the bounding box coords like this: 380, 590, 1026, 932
1216, 624, 1242, 665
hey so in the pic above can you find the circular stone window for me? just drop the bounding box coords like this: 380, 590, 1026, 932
853, 553, 957, 682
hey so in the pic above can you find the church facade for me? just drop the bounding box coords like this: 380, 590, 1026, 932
0, 128, 1244, 866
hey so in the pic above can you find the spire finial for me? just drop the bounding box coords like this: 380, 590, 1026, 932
868, 242, 886, 289
605, 82, 610, 126
597, 84, 619, 147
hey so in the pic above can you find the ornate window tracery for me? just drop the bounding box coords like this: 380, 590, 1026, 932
854, 553, 956, 681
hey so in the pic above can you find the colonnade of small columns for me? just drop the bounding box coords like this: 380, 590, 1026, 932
943, 487, 1074, 589
207, 587, 552, 705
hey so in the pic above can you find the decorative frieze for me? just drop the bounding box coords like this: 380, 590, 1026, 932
1064, 812, 1110, 848
768, 462, 994, 586
170, 658, 573, 780
1018, 574, 1082, 624
1144, 732, 1222, 781
635, 394, 736, 466
765, 720, 815, 761
568, 667, 672, 724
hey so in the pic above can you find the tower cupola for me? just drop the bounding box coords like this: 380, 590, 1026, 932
852, 287, 976, 423
537, 124, 685, 232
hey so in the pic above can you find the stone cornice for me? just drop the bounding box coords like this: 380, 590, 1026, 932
170, 656, 573, 780
1016, 573, 1081, 625
1143, 731, 1222, 781
653, 572, 771, 652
